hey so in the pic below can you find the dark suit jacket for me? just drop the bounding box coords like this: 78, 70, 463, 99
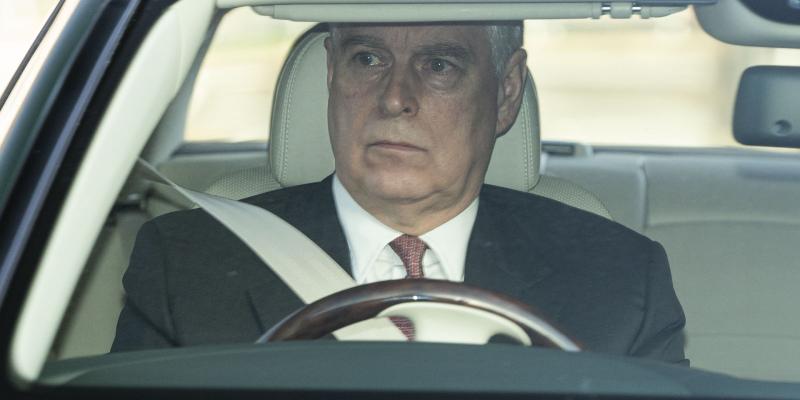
112, 177, 687, 364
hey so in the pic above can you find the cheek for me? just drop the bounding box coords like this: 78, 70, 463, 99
426, 90, 495, 146
329, 76, 381, 178
330, 80, 371, 139
339, 72, 379, 112
425, 92, 497, 175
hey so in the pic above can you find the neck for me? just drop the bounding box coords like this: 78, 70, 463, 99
342, 180, 481, 236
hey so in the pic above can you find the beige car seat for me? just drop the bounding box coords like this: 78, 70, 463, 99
207, 29, 611, 218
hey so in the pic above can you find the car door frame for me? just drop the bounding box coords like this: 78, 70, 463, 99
0, 0, 190, 394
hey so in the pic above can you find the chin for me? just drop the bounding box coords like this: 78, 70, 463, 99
363, 172, 432, 203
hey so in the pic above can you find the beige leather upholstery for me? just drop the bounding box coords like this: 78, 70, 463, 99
212, 29, 611, 219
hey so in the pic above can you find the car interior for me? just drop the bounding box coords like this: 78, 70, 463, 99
8, 0, 800, 388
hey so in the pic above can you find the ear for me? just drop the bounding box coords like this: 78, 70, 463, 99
494, 49, 528, 137
324, 36, 335, 90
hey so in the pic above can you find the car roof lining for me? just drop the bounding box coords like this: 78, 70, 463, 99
695, 0, 800, 49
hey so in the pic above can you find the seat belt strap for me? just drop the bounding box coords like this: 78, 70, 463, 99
135, 159, 405, 341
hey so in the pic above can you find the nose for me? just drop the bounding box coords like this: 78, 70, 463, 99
379, 65, 419, 118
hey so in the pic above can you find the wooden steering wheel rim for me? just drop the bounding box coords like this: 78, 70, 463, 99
258, 279, 581, 350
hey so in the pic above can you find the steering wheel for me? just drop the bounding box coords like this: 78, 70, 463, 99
257, 279, 581, 350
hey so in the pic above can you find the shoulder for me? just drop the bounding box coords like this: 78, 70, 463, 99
146, 180, 329, 238
479, 183, 657, 256
241, 179, 328, 210
480, 183, 629, 231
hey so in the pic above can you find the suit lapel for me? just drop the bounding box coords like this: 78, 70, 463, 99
280, 175, 353, 275
464, 188, 554, 301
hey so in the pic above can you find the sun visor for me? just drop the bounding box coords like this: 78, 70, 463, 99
696, 0, 800, 49
734, 66, 800, 148
214, 1, 715, 21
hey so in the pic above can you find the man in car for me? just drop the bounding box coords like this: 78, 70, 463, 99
113, 21, 687, 365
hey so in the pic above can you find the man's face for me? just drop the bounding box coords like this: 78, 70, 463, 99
325, 24, 513, 214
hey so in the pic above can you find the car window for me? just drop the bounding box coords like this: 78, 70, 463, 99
0, 0, 60, 108
183, 9, 800, 149
183, 8, 313, 142
0, 0, 74, 209
11, 1, 800, 397
526, 13, 800, 149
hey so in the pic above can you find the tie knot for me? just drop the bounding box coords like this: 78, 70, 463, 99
389, 234, 427, 279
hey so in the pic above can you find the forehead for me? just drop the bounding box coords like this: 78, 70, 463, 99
331, 23, 490, 53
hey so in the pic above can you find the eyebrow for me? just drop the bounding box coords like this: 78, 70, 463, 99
415, 43, 473, 63
340, 35, 387, 50
339, 35, 474, 63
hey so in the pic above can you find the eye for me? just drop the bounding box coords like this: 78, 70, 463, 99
428, 58, 454, 73
355, 52, 382, 67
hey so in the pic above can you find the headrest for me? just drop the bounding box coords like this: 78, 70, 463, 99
269, 30, 540, 191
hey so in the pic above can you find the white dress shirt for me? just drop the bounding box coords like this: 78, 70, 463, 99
332, 175, 478, 284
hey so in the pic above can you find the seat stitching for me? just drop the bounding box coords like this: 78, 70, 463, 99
280, 34, 320, 184
522, 94, 532, 190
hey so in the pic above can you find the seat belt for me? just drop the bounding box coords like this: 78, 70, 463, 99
135, 159, 405, 341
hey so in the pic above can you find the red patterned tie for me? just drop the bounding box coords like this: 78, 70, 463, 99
388, 234, 427, 340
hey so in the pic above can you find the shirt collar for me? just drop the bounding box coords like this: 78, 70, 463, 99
419, 198, 478, 281
332, 174, 478, 283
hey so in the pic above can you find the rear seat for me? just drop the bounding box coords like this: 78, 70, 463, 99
544, 146, 800, 381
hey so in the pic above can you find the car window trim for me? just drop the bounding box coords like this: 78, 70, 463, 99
0, 1, 65, 110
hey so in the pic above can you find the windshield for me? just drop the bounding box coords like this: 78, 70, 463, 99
9, 1, 800, 397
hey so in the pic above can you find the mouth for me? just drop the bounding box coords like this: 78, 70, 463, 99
369, 140, 426, 152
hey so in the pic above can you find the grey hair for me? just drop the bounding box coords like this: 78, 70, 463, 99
485, 21, 524, 80
328, 22, 523, 81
